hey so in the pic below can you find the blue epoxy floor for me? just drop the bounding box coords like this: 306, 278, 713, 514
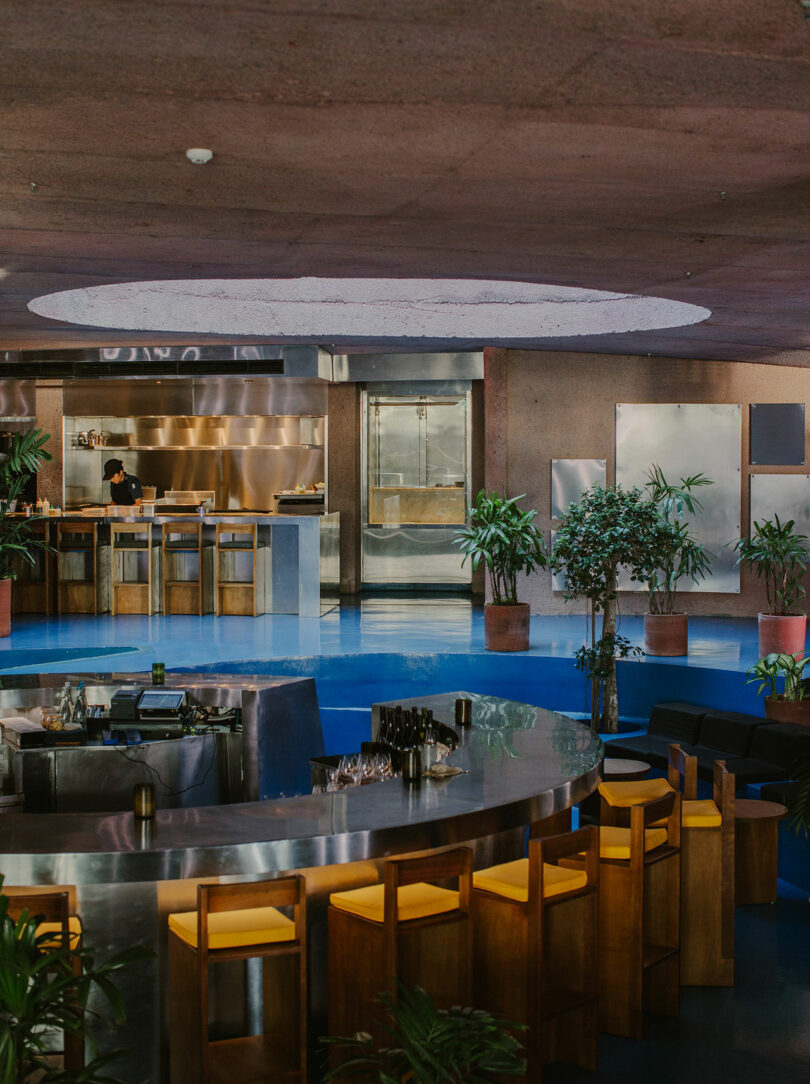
0, 602, 763, 675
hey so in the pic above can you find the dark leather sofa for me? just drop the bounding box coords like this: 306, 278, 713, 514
609, 701, 810, 789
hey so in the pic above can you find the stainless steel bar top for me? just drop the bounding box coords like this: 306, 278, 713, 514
0, 691, 602, 885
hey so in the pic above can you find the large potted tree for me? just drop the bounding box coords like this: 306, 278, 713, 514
734, 515, 809, 658
551, 483, 669, 732
453, 491, 547, 651
0, 428, 52, 637
642, 464, 713, 656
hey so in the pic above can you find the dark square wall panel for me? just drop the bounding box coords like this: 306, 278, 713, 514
750, 403, 805, 465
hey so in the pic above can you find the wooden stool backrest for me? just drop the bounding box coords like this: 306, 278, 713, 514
667, 743, 698, 799
629, 791, 681, 871
382, 847, 473, 920
528, 826, 599, 903
3, 889, 71, 944
196, 875, 305, 958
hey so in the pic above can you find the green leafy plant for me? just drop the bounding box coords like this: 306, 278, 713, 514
734, 515, 810, 616
551, 483, 670, 732
322, 982, 526, 1084
453, 491, 546, 605
0, 428, 53, 581
745, 652, 810, 702
644, 464, 713, 615
0, 883, 152, 1083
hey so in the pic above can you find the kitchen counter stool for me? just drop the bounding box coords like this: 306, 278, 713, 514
56, 521, 100, 614
215, 523, 266, 616
162, 521, 212, 615
12, 519, 54, 614
110, 522, 157, 614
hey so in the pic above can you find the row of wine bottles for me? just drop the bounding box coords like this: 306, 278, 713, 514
377, 705, 458, 772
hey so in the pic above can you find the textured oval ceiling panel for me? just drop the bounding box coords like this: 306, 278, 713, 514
28, 278, 710, 339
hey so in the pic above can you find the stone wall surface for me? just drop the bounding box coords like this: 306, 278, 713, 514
490, 350, 810, 616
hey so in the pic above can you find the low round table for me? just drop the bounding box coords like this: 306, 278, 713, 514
579, 757, 651, 822
603, 757, 651, 781
734, 798, 788, 905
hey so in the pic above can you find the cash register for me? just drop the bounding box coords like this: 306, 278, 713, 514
105, 687, 187, 741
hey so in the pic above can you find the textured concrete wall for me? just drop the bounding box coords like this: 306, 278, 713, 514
491, 351, 810, 617
34, 381, 63, 505
327, 383, 361, 593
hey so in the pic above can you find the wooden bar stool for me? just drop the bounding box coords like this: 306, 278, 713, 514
666, 744, 735, 986
473, 827, 599, 1081
56, 521, 99, 614
3, 888, 84, 1071
168, 875, 307, 1084
12, 520, 54, 614
162, 521, 211, 615
111, 522, 155, 614
216, 524, 262, 616
563, 792, 681, 1039
598, 774, 674, 826
328, 847, 473, 1042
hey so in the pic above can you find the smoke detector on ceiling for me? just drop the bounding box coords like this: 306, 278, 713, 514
186, 148, 213, 165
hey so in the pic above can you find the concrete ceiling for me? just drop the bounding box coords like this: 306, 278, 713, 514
3, 0, 810, 362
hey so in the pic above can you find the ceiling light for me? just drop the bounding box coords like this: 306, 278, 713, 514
185, 148, 213, 165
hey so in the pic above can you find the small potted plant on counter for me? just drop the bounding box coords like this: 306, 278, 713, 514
0, 428, 52, 637
643, 464, 713, 656
735, 515, 809, 658
745, 651, 810, 727
453, 490, 547, 651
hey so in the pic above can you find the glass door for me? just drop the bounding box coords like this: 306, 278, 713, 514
362, 392, 471, 587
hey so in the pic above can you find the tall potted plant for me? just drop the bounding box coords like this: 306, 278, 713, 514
453, 491, 547, 651
734, 515, 809, 657
643, 464, 713, 656
551, 483, 669, 732
0, 428, 52, 637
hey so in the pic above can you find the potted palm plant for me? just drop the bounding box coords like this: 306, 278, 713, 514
642, 464, 713, 656
745, 651, 810, 727
323, 982, 526, 1083
734, 515, 809, 657
453, 491, 547, 651
0, 428, 52, 637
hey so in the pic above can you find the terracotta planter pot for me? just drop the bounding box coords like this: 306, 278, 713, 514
644, 612, 688, 657
0, 578, 10, 637
764, 697, 810, 728
757, 613, 807, 659
484, 602, 530, 652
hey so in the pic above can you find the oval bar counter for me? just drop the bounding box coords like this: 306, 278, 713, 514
0, 681, 602, 1084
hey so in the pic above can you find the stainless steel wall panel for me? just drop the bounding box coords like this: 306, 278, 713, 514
551, 459, 606, 519
192, 376, 328, 416
0, 378, 36, 416
222, 447, 323, 509
616, 402, 741, 593
340, 352, 484, 382
362, 526, 470, 585
64, 379, 193, 416
750, 473, 810, 536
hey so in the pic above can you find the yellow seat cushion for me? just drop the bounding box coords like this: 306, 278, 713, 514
598, 826, 668, 860
598, 778, 674, 807
329, 882, 459, 923
652, 798, 721, 830
36, 915, 82, 950
473, 859, 588, 902
168, 906, 295, 950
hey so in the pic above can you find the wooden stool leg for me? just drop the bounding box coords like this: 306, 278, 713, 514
169, 932, 204, 1084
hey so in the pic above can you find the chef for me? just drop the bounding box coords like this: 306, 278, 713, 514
103, 458, 143, 506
